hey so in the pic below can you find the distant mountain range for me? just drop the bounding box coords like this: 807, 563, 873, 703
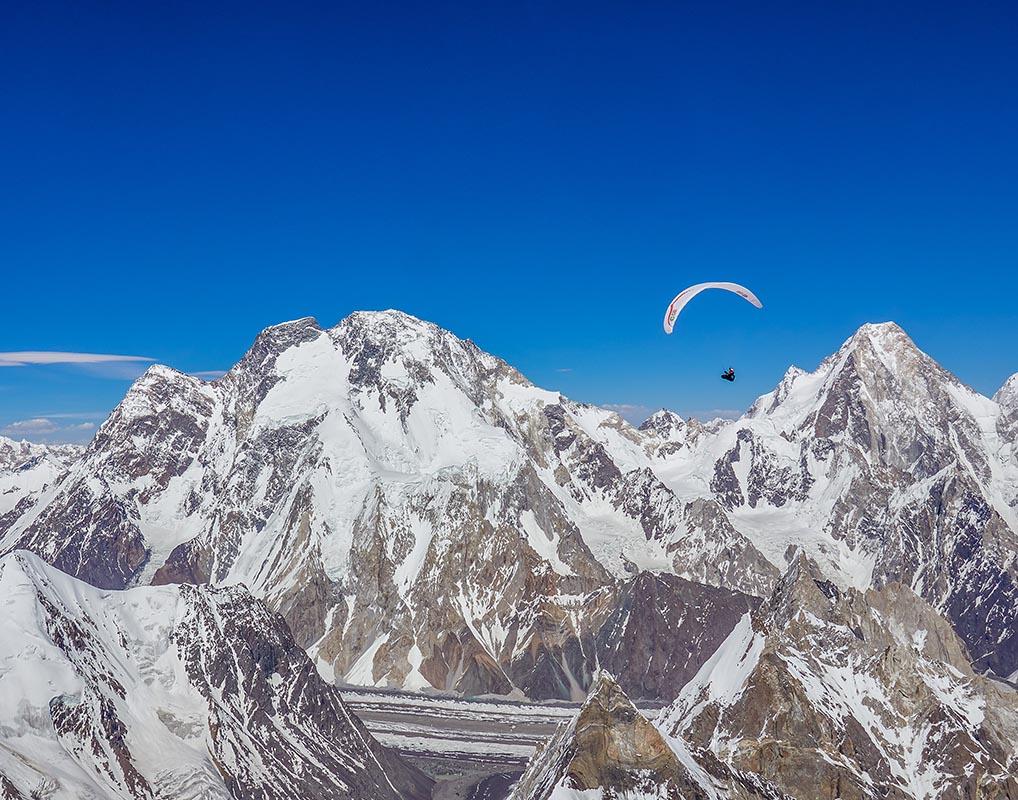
1, 311, 1015, 798
0, 436, 82, 529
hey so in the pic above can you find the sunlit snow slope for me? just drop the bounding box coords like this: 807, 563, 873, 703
0, 550, 430, 800
2, 313, 1017, 693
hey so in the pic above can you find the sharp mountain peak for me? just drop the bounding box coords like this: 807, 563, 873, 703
994, 372, 1018, 409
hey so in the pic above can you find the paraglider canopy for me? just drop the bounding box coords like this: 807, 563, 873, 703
663, 282, 762, 334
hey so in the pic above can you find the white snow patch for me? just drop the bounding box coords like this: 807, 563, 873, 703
344, 633, 390, 687
660, 613, 764, 736
403, 643, 432, 692
520, 509, 574, 576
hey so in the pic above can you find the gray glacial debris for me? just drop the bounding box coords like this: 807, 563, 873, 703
1, 311, 1017, 795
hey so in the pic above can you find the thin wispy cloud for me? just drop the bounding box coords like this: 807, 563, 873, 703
36, 412, 110, 420
555, 368, 573, 373
1, 418, 96, 435
189, 370, 228, 380
1, 417, 98, 444
603, 403, 652, 414
1, 418, 60, 435
602, 403, 655, 425
601, 404, 745, 426
80, 361, 154, 380
0, 351, 154, 367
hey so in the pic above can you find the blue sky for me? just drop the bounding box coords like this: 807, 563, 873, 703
2, 2, 1017, 442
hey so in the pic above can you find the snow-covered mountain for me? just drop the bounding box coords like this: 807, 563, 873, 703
2, 312, 1017, 697
996, 372, 1018, 437
0, 436, 82, 529
514, 555, 1018, 800
0, 549, 431, 800
0, 311, 773, 699
658, 554, 1018, 799
0, 436, 82, 471
995, 373, 1018, 410
652, 322, 1018, 679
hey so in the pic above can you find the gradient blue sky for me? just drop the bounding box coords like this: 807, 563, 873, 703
3, 1, 1017, 442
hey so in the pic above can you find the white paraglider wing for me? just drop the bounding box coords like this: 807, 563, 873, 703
663, 282, 763, 334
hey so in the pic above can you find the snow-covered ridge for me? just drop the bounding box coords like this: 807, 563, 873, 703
0, 549, 430, 800
995, 372, 1018, 412
0, 435, 83, 469
0, 436, 82, 523
2, 309, 777, 700
649, 317, 1018, 680
656, 556, 1018, 800
3, 311, 1018, 795
2, 310, 1017, 700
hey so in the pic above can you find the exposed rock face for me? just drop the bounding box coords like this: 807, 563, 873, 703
658, 322, 1018, 678
996, 373, 1018, 439
508, 672, 714, 800
2, 314, 1017, 696
594, 572, 759, 702
2, 313, 1017, 792
1, 311, 771, 699
510, 671, 794, 800
0, 775, 28, 800
0, 550, 431, 800
660, 554, 1018, 800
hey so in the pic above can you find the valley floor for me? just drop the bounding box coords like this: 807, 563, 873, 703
344, 687, 665, 799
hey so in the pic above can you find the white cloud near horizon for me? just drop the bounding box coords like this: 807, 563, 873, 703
603, 403, 653, 414
35, 412, 110, 420
1, 418, 98, 435
602, 403, 655, 424
1, 418, 60, 435
1, 417, 98, 444
0, 351, 155, 367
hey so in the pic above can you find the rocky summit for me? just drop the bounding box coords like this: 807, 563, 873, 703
709, 322, 1018, 680
0, 311, 775, 700
508, 671, 712, 800
0, 310, 1017, 796
3, 313, 1016, 697
512, 554, 1018, 800
659, 554, 1018, 799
